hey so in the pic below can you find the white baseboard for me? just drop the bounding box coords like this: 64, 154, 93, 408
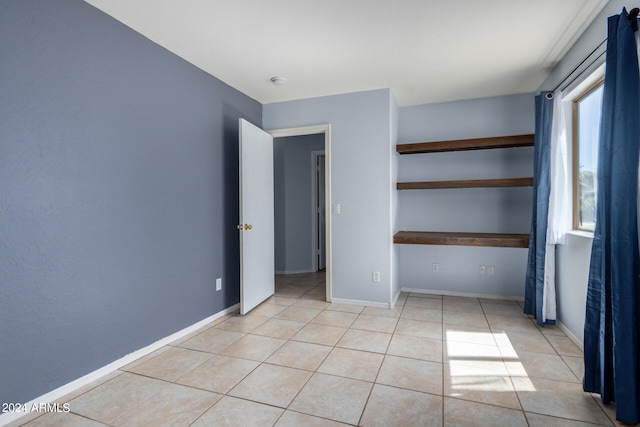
557, 320, 584, 349
402, 287, 524, 301
0, 304, 239, 427
390, 288, 402, 309
325, 288, 523, 310
275, 269, 315, 275
330, 297, 391, 309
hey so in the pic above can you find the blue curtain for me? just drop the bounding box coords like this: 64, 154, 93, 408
524, 93, 555, 326
583, 9, 640, 425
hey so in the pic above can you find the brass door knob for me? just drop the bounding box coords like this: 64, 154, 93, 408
236, 224, 243, 230
244, 224, 253, 230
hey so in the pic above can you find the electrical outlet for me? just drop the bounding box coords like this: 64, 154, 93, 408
372, 271, 380, 282
479, 265, 486, 275
487, 265, 495, 275
216, 278, 222, 291
432, 263, 439, 273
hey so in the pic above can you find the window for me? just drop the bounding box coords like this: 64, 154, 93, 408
572, 81, 603, 231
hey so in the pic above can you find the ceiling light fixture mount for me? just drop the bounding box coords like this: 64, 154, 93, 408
270, 76, 287, 86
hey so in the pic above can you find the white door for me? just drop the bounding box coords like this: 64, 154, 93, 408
239, 119, 274, 315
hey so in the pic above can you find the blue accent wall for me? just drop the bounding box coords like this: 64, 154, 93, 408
0, 0, 261, 404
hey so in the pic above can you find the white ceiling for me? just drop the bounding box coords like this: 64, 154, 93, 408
84, 0, 608, 107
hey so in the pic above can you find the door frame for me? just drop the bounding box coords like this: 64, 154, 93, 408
268, 124, 332, 302
311, 150, 325, 272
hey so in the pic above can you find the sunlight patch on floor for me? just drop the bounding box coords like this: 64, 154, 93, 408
445, 330, 536, 395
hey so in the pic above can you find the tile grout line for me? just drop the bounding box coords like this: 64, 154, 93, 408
479, 296, 528, 423
357, 291, 407, 427
232, 273, 327, 426
22, 273, 613, 427
280, 274, 350, 425
534, 314, 613, 425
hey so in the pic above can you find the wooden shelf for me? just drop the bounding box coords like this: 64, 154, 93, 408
395, 134, 533, 250
396, 134, 534, 155
394, 231, 530, 248
397, 177, 533, 190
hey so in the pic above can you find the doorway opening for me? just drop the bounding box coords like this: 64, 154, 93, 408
312, 151, 326, 272
269, 125, 331, 302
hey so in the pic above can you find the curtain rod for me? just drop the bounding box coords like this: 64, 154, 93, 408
546, 7, 640, 99
546, 39, 605, 98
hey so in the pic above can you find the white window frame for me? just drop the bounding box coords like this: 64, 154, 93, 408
562, 64, 605, 234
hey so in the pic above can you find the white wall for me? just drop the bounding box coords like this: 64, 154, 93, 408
264, 89, 395, 305
555, 234, 592, 343
273, 134, 324, 274
397, 94, 534, 298
537, 0, 628, 343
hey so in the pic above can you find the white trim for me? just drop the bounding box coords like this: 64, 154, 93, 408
268, 124, 332, 303
402, 287, 524, 302
311, 150, 325, 273
0, 304, 239, 427
565, 230, 594, 239
275, 269, 315, 275
539, 1, 608, 74
562, 64, 605, 236
390, 288, 402, 309
558, 320, 584, 349
563, 63, 605, 102
330, 297, 391, 309
268, 124, 327, 138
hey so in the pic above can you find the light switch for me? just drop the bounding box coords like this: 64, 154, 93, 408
332, 204, 341, 215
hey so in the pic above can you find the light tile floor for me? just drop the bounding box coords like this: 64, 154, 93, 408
11, 272, 628, 426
